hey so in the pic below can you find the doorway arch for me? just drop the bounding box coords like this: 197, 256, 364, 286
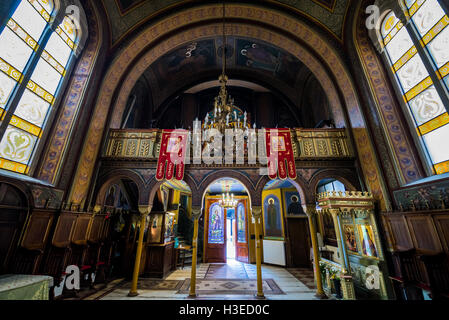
200, 175, 253, 264
0, 182, 30, 273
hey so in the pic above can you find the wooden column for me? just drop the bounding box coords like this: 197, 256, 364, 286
251, 206, 265, 299
305, 205, 326, 299
188, 207, 201, 298
128, 205, 152, 297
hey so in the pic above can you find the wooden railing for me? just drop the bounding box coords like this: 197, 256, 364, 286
102, 128, 354, 161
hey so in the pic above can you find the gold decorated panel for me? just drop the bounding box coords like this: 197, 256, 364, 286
294, 129, 353, 159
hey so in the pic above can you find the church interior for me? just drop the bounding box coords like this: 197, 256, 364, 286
1, 0, 449, 302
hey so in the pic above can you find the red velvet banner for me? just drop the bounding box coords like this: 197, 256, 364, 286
265, 129, 297, 180
156, 130, 189, 181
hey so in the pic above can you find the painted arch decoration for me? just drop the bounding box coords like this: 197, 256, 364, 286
0, 0, 82, 175
380, 1, 449, 175
68, 3, 390, 211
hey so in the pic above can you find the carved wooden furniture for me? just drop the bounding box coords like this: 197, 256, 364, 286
10, 209, 56, 274
382, 209, 449, 300
142, 211, 176, 278
419, 253, 449, 300
42, 211, 77, 284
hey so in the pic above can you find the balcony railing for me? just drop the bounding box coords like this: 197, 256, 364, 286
103, 128, 353, 161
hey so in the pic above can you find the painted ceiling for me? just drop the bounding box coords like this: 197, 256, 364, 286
206, 178, 248, 194
143, 35, 309, 108
263, 179, 296, 190
163, 180, 191, 193
102, 0, 351, 45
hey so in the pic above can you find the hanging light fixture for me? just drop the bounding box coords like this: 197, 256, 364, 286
202, 0, 249, 133
219, 192, 238, 208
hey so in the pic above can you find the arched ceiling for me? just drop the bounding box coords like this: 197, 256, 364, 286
101, 0, 351, 46
140, 35, 315, 109
206, 178, 247, 194
124, 35, 330, 129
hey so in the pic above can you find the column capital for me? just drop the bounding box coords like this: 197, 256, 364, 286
138, 205, 153, 216
191, 206, 202, 219
304, 204, 317, 217
251, 206, 262, 218
93, 205, 102, 214
328, 208, 341, 218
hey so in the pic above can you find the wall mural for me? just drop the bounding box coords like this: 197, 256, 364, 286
104, 0, 349, 44
344, 225, 358, 254
359, 225, 378, 258
284, 190, 305, 215
208, 202, 224, 244
148, 37, 305, 96
236, 39, 302, 86
263, 195, 283, 238
151, 39, 216, 89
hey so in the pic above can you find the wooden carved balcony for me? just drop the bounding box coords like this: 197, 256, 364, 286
294, 129, 353, 159
104, 129, 159, 160
102, 128, 354, 161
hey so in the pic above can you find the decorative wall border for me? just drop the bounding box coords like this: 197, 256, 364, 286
353, 0, 424, 185
101, 0, 350, 47
37, 0, 102, 185
68, 4, 390, 210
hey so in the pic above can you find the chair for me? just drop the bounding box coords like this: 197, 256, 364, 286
419, 253, 449, 300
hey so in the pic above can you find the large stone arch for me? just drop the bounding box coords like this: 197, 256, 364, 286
144, 173, 197, 208
254, 175, 310, 206
94, 169, 146, 207
0, 177, 34, 209
195, 170, 256, 210
68, 3, 390, 210
309, 168, 361, 196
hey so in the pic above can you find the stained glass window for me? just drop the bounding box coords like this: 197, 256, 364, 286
208, 203, 225, 244
0, 1, 83, 175
381, 7, 449, 175
237, 203, 246, 243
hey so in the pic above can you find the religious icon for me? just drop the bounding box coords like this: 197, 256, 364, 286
344, 225, 358, 253
359, 225, 379, 258
208, 203, 224, 244
270, 136, 286, 152
285, 192, 305, 215
167, 136, 183, 155
263, 195, 283, 238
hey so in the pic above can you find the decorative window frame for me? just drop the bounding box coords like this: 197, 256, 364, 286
0, 0, 88, 177
368, 0, 449, 177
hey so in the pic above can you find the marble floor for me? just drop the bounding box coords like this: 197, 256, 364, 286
94, 260, 319, 300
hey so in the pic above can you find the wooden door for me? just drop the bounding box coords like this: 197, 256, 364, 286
204, 199, 226, 263
0, 183, 28, 273
286, 217, 311, 267
235, 200, 249, 263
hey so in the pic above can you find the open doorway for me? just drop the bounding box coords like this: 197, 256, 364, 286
226, 208, 235, 260
203, 178, 249, 264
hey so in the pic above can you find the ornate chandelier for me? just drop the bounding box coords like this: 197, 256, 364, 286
202, 0, 250, 133
219, 192, 238, 208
